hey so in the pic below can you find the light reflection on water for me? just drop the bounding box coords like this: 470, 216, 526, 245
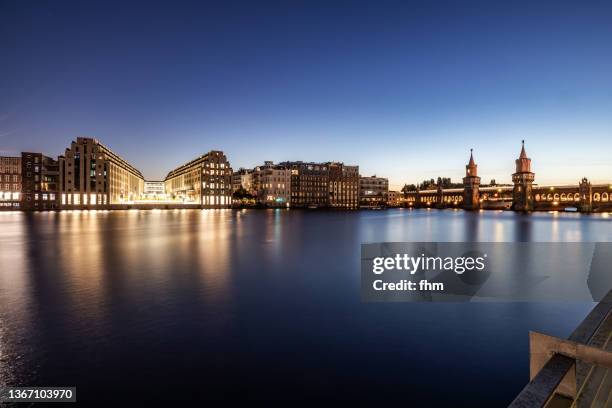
0, 209, 610, 404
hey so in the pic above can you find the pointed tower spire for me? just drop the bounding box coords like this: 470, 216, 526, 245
512, 140, 535, 211
463, 148, 481, 210
465, 148, 477, 177
515, 140, 531, 173
519, 140, 527, 159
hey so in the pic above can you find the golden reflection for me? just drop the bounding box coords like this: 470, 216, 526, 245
195, 210, 232, 302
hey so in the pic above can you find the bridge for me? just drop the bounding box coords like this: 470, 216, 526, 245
404, 142, 612, 213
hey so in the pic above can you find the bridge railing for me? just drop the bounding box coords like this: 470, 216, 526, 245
508, 289, 612, 407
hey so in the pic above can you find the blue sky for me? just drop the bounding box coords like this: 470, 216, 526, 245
1, 0, 611, 189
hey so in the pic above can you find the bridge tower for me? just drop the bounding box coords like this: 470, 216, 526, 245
579, 177, 593, 212
512, 140, 535, 212
436, 181, 444, 208
463, 149, 481, 210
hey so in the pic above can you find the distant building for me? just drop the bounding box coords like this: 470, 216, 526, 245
59, 137, 144, 208
231, 168, 253, 194
360, 175, 389, 207
165, 150, 232, 208
387, 190, 401, 207
280, 161, 329, 208
328, 162, 359, 209
143, 181, 165, 199
21, 152, 60, 211
258, 161, 291, 207
0, 155, 21, 210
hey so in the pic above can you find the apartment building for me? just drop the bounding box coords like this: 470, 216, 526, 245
59, 137, 144, 208
359, 175, 389, 207
165, 150, 232, 208
328, 162, 359, 209
258, 161, 291, 207
280, 161, 329, 208
21, 152, 60, 211
0, 156, 21, 210
231, 168, 254, 194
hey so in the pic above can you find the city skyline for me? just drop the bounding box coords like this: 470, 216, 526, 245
2, 0, 612, 189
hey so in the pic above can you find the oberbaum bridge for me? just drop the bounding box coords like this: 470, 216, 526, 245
404, 141, 612, 213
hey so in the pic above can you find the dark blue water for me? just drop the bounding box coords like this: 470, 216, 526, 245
1, 209, 609, 404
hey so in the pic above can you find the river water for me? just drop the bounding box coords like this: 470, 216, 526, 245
0, 209, 610, 404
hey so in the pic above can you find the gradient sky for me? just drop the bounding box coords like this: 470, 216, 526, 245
1, 0, 611, 189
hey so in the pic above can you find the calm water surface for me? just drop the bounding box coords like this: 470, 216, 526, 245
1, 209, 610, 404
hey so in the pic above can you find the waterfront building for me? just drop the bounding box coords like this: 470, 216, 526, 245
0, 155, 21, 210
231, 168, 254, 194
164, 150, 232, 208
258, 161, 291, 207
21, 152, 60, 211
359, 175, 388, 207
280, 161, 329, 208
328, 162, 359, 209
59, 137, 144, 209
143, 181, 166, 200
387, 190, 401, 207
512, 141, 535, 211
462, 149, 481, 211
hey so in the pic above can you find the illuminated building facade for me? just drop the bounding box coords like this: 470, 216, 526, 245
143, 181, 166, 199
0, 156, 21, 210
359, 175, 389, 207
281, 161, 329, 208
21, 152, 60, 211
387, 190, 401, 207
59, 137, 144, 208
258, 161, 291, 207
231, 168, 254, 194
328, 162, 359, 209
164, 150, 232, 208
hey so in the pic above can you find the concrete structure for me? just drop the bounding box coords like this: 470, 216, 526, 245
164, 150, 232, 208
462, 149, 481, 211
359, 175, 388, 208
0, 156, 21, 210
328, 162, 359, 209
510, 289, 612, 407
21, 152, 60, 211
258, 161, 291, 207
512, 140, 536, 212
59, 137, 144, 209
